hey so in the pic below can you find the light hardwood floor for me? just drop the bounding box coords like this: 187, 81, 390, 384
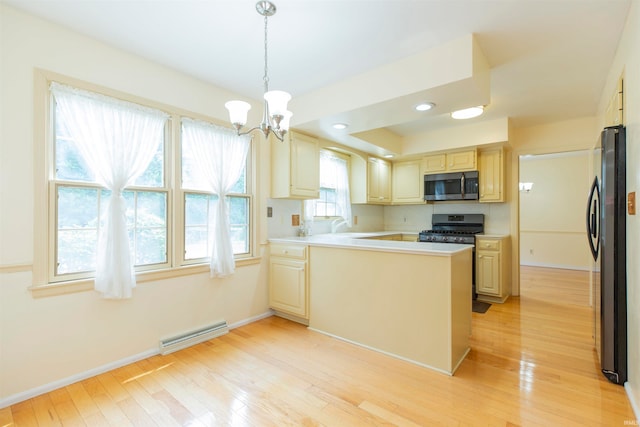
1, 267, 635, 426
520, 265, 591, 307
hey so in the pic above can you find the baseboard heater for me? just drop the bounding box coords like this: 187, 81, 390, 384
159, 320, 228, 355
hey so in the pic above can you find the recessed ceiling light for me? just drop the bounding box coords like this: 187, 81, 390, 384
451, 106, 484, 120
332, 123, 348, 130
415, 102, 435, 112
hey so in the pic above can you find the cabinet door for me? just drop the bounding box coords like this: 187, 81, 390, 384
423, 154, 446, 173
367, 157, 391, 204
291, 133, 320, 198
378, 158, 391, 202
479, 149, 504, 202
476, 250, 500, 296
446, 150, 476, 171
269, 258, 308, 318
392, 160, 423, 204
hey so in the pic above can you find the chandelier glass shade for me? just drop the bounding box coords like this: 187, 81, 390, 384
225, 1, 291, 141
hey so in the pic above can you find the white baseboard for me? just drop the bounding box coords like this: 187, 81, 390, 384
0, 310, 274, 410
228, 310, 274, 330
0, 349, 158, 410
520, 261, 589, 271
625, 382, 640, 422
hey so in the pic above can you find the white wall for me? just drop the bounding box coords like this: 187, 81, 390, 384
0, 5, 271, 405
519, 151, 592, 270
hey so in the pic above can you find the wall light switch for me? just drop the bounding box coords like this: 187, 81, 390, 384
353, 215, 358, 225
292, 214, 300, 226
628, 192, 636, 215
267, 207, 273, 218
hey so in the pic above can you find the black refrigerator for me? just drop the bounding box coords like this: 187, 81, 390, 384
586, 124, 627, 385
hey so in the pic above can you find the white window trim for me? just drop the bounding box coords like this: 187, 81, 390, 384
32, 69, 260, 296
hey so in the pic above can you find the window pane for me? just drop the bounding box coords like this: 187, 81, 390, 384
57, 229, 97, 274
57, 186, 99, 275
185, 193, 211, 226
184, 193, 249, 260
184, 193, 213, 260
185, 227, 209, 259
134, 191, 167, 265
229, 196, 249, 254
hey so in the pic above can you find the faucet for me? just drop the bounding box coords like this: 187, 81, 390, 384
330, 218, 349, 234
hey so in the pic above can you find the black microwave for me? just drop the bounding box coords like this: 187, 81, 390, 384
424, 171, 479, 201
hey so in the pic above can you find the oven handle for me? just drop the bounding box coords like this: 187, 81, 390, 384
460, 173, 465, 198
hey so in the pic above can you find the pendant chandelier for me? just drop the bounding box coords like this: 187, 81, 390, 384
225, 1, 291, 141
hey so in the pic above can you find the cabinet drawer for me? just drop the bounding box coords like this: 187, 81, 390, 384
270, 244, 307, 259
476, 239, 501, 251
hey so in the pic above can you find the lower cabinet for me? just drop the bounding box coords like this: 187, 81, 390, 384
476, 236, 511, 303
269, 243, 309, 320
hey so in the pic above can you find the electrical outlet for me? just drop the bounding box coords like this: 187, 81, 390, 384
629, 192, 636, 215
292, 214, 300, 226
353, 216, 358, 225
267, 206, 273, 218
529, 249, 534, 255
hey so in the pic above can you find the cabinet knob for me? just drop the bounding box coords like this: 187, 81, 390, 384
485, 243, 490, 247
283, 250, 288, 254
478, 255, 483, 258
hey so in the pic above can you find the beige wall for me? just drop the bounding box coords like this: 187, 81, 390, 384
0, 5, 271, 404
519, 151, 591, 270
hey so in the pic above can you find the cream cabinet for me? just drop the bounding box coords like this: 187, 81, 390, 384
271, 131, 319, 199
476, 236, 511, 303
367, 157, 391, 204
392, 160, 424, 204
478, 148, 505, 203
423, 149, 477, 173
269, 243, 309, 320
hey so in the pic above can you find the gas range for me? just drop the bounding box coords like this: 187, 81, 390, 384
418, 214, 484, 245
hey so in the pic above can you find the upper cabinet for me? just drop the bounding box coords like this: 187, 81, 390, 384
392, 159, 424, 204
271, 131, 320, 199
367, 157, 391, 204
424, 149, 477, 173
478, 148, 505, 203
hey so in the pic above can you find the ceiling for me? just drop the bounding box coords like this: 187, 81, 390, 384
4, 0, 632, 155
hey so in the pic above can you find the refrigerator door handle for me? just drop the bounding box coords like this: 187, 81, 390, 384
586, 176, 600, 261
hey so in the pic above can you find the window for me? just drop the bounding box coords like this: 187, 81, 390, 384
312, 150, 352, 223
42, 77, 255, 288
181, 119, 251, 264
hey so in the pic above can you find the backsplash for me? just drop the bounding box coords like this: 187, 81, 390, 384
384, 202, 511, 234
266, 199, 384, 237
266, 198, 510, 238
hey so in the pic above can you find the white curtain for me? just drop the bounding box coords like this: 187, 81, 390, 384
306, 151, 352, 227
321, 151, 352, 226
50, 82, 168, 299
181, 118, 250, 278
331, 153, 352, 227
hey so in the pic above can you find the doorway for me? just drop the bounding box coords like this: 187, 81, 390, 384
518, 150, 592, 306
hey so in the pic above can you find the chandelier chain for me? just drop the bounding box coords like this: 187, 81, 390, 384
263, 13, 269, 93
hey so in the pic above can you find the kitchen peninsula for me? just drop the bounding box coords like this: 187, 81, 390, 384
268, 233, 472, 375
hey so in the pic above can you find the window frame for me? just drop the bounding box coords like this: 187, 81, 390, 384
32, 70, 258, 294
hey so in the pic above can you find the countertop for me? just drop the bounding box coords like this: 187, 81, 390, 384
269, 231, 472, 256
